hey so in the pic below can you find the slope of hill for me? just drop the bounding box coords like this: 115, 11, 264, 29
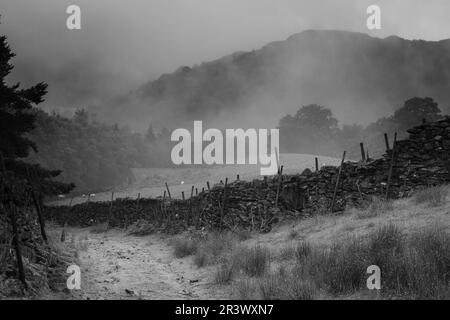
97, 30, 450, 130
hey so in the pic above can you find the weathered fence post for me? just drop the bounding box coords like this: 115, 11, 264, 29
220, 178, 228, 228
274, 147, 280, 173
136, 192, 140, 215
315, 157, 319, 172
107, 191, 114, 229
206, 181, 212, 205
331, 151, 347, 212
384, 133, 390, 152
165, 182, 172, 199
386, 132, 398, 200
275, 165, 284, 207
360, 142, 366, 161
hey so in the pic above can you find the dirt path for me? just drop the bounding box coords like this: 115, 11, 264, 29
61, 228, 226, 300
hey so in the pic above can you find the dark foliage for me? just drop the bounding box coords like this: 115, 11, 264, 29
279, 97, 443, 159
0, 27, 73, 197
27, 109, 173, 193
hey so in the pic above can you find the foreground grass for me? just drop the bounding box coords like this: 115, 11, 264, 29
413, 185, 448, 207
169, 186, 450, 299
232, 224, 450, 300
353, 197, 394, 219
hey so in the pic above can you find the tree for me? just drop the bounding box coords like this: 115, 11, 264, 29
0, 26, 74, 196
278, 104, 340, 155
293, 104, 339, 134
0, 37, 47, 159
392, 97, 442, 130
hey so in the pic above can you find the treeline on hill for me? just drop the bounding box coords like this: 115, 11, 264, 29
26, 109, 173, 193
27, 97, 443, 194
279, 97, 443, 159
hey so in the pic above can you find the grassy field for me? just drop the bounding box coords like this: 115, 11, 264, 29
49, 153, 340, 206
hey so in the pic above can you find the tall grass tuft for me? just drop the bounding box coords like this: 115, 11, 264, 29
413, 185, 447, 207
354, 197, 394, 219
236, 245, 271, 277
214, 262, 235, 285
172, 237, 198, 258
193, 232, 235, 268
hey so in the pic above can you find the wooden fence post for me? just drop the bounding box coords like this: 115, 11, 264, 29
220, 178, 228, 228
386, 132, 398, 200
207, 181, 212, 205
275, 165, 284, 207
384, 133, 390, 152
107, 191, 114, 229
360, 143, 366, 161
136, 192, 140, 214
165, 182, 172, 199
331, 151, 346, 212
274, 147, 280, 173
315, 157, 319, 172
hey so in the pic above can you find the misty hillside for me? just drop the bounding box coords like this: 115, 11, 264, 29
97, 30, 450, 130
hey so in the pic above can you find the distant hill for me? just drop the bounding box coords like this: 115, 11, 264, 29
96, 30, 450, 130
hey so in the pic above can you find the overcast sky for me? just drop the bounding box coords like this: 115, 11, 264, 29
1, 0, 450, 109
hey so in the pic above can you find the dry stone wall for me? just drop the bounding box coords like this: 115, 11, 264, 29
45, 117, 450, 233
